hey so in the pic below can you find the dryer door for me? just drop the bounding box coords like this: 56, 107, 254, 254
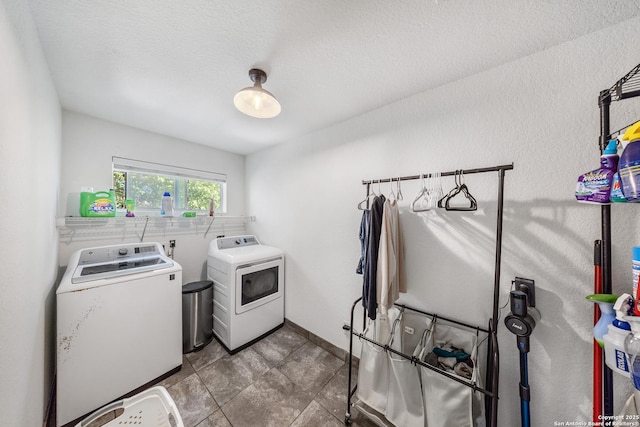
235, 257, 283, 314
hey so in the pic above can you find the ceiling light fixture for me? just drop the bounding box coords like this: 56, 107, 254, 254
233, 68, 281, 119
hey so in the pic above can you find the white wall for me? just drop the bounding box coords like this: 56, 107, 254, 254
246, 18, 640, 425
58, 111, 246, 282
0, 0, 61, 425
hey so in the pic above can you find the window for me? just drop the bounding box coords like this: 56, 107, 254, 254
112, 157, 226, 214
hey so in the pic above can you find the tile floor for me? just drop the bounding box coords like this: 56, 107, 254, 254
153, 322, 378, 427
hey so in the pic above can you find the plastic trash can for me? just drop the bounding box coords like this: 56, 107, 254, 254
182, 280, 213, 353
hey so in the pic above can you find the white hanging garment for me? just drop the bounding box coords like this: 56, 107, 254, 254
419, 322, 485, 427
357, 307, 401, 415
377, 199, 406, 315
385, 311, 430, 427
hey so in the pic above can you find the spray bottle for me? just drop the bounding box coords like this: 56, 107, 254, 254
603, 294, 632, 376
576, 140, 619, 204
586, 293, 617, 347
609, 134, 628, 203
620, 121, 640, 201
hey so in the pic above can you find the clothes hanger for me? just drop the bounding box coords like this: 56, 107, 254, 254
388, 179, 397, 202
444, 170, 478, 211
357, 195, 373, 210
396, 178, 404, 201
427, 172, 443, 209
438, 170, 461, 208
361, 180, 385, 209
411, 174, 431, 212
357, 183, 375, 210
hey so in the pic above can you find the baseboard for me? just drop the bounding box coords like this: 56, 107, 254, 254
284, 318, 354, 363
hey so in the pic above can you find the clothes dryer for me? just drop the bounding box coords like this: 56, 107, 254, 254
207, 235, 284, 353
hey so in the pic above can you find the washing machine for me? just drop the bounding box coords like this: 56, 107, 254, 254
56, 242, 182, 427
207, 235, 284, 353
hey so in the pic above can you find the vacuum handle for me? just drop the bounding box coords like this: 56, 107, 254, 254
517, 335, 530, 354
510, 291, 528, 317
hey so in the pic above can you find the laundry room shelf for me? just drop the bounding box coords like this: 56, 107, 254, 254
593, 61, 640, 418
56, 215, 253, 243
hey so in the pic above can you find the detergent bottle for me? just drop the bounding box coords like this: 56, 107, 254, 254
620, 121, 640, 201
603, 294, 632, 376
160, 192, 174, 217
576, 139, 619, 204
80, 189, 116, 217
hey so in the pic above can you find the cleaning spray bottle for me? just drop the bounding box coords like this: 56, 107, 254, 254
603, 293, 632, 376
620, 121, 640, 202
610, 171, 627, 203
576, 139, 619, 204
587, 294, 617, 347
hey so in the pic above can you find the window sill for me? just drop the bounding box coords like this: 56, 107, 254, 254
56, 215, 253, 243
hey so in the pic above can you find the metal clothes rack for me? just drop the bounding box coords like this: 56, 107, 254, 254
344, 163, 513, 427
596, 62, 640, 418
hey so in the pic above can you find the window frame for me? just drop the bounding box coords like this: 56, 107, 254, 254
112, 157, 227, 214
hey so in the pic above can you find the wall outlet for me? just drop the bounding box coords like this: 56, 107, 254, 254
169, 240, 176, 248
515, 277, 536, 308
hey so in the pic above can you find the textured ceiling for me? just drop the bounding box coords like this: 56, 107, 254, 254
27, 0, 640, 155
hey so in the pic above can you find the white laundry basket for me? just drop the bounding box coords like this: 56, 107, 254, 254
75, 386, 184, 427
419, 321, 485, 427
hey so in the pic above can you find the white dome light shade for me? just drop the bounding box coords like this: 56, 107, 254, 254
233, 69, 281, 118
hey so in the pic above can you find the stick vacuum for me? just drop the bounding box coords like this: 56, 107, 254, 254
505, 278, 540, 427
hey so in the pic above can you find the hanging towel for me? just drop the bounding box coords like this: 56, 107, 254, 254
363, 195, 385, 320
376, 198, 406, 315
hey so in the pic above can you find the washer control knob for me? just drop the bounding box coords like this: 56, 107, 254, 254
118, 248, 128, 256
235, 239, 241, 245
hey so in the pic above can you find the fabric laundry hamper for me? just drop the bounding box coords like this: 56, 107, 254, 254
419, 320, 486, 427
385, 310, 433, 427
357, 307, 401, 415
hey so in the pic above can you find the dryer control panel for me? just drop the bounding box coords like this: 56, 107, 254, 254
78, 242, 161, 265
216, 235, 259, 250
71, 242, 172, 284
